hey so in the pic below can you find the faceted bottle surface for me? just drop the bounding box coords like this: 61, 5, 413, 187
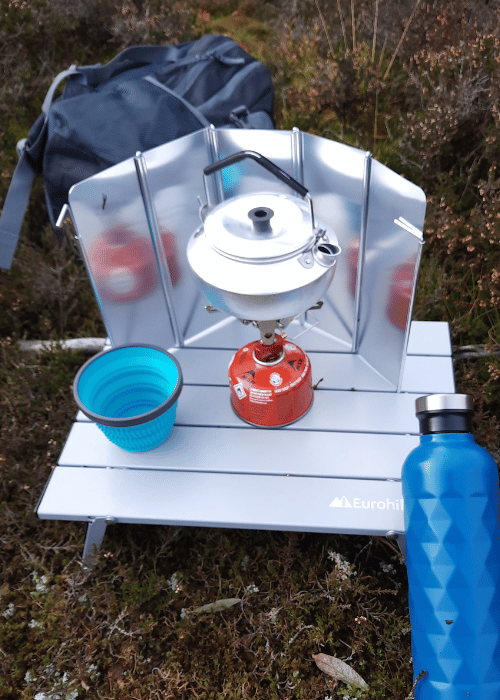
402, 396, 500, 699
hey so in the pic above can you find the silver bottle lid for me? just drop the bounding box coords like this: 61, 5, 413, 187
415, 394, 473, 414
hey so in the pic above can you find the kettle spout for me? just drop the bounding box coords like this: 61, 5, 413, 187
313, 242, 341, 268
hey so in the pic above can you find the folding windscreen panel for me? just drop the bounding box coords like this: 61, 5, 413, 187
68, 126, 426, 392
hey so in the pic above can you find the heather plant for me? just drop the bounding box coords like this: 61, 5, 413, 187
401, 33, 500, 195
269, 11, 412, 151
110, 0, 195, 46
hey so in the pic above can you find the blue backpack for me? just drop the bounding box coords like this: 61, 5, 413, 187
0, 34, 274, 269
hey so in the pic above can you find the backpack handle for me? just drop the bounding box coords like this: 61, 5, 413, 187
42, 43, 240, 115
41, 65, 80, 115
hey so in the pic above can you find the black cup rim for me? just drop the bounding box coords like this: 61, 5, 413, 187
73, 344, 183, 427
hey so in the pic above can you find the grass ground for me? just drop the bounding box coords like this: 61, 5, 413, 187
0, 1, 499, 698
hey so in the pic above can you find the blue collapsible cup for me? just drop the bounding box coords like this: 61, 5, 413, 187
73, 344, 183, 452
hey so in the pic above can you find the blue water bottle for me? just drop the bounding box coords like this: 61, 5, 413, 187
402, 394, 500, 699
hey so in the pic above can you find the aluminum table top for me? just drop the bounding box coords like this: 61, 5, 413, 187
38, 321, 454, 548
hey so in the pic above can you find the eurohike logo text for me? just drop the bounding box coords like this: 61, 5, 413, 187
329, 495, 405, 511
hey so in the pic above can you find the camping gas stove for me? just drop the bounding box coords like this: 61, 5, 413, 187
227, 325, 313, 427
186, 150, 340, 426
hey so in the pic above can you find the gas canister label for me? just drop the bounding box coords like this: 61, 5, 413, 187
249, 388, 272, 404
233, 382, 247, 400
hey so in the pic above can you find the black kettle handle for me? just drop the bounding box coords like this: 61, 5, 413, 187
204, 150, 308, 198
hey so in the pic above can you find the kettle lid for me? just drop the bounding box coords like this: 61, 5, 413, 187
203, 193, 314, 262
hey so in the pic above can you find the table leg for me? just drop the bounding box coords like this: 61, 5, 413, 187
396, 533, 406, 562
82, 517, 115, 568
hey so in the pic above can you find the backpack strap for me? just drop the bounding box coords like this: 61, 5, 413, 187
142, 76, 210, 127
0, 65, 82, 270
99, 42, 244, 72
67, 43, 244, 90
0, 144, 35, 269
41, 65, 80, 115
70, 45, 207, 88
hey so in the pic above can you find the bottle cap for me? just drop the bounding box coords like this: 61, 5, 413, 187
415, 394, 473, 434
415, 394, 473, 415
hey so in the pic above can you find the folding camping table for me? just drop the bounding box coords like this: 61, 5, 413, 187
37, 320, 454, 565
35, 127, 455, 565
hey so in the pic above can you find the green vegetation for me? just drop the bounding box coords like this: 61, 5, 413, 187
1, 0, 499, 697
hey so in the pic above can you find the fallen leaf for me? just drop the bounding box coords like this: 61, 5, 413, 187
313, 653, 368, 689
189, 598, 241, 615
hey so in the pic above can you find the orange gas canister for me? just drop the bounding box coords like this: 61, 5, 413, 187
91, 226, 158, 303
387, 261, 414, 330
228, 335, 313, 427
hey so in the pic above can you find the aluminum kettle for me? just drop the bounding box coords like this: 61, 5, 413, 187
187, 151, 341, 322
